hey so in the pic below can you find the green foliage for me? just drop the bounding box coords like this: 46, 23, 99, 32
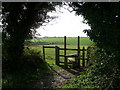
2, 48, 51, 88
80, 45, 120, 88
91, 48, 120, 88
87, 45, 97, 66
70, 2, 120, 51
61, 69, 96, 88
71, 2, 120, 51
21, 48, 43, 69
2, 2, 61, 71
70, 2, 120, 88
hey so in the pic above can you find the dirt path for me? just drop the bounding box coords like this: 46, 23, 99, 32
26, 68, 81, 88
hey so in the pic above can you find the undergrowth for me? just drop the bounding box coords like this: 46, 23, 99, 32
2, 47, 52, 88
61, 67, 99, 89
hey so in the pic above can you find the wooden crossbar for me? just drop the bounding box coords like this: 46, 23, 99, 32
59, 53, 77, 57
68, 58, 76, 63
59, 48, 87, 51
65, 53, 77, 57
59, 48, 78, 51
43, 46, 56, 48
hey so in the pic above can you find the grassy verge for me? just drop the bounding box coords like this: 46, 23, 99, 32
61, 67, 98, 88
2, 48, 52, 88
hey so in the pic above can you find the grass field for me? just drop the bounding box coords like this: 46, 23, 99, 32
30, 37, 93, 46
28, 37, 93, 68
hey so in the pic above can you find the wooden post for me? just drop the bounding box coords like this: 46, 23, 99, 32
43, 46, 45, 60
82, 47, 85, 67
55, 46, 59, 65
64, 36, 67, 68
77, 36, 80, 67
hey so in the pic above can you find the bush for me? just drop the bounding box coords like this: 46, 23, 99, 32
61, 69, 96, 88
20, 48, 44, 70
88, 46, 120, 89
2, 48, 51, 88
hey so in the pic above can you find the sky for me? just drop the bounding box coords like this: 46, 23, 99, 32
36, 5, 91, 37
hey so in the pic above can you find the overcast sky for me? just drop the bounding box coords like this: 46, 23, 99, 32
36, 5, 91, 37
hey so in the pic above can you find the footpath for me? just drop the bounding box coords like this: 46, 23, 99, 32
25, 68, 81, 88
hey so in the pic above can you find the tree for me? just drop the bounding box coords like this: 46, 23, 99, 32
70, 2, 120, 88
71, 2, 120, 51
2, 2, 61, 70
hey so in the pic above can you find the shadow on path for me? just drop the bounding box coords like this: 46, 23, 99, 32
24, 64, 83, 89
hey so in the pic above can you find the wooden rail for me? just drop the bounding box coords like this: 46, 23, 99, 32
43, 46, 56, 48
59, 48, 87, 51
59, 48, 78, 50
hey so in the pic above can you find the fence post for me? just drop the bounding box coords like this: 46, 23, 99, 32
43, 46, 45, 60
77, 36, 80, 67
64, 36, 67, 68
82, 47, 85, 67
55, 46, 59, 65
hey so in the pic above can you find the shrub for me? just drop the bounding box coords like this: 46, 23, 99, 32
2, 47, 51, 88
20, 48, 44, 70
89, 46, 120, 89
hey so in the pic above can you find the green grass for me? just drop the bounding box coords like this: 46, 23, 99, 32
28, 37, 93, 69
29, 37, 93, 46
27, 37, 92, 69
61, 69, 95, 88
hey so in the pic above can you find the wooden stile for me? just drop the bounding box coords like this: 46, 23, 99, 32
42, 36, 91, 68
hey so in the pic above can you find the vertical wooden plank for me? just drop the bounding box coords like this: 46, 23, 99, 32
55, 46, 58, 65
55, 46, 57, 65
64, 36, 67, 68
58, 47, 60, 66
77, 36, 80, 67
43, 46, 45, 60
82, 47, 85, 67
55, 46, 60, 65
64, 36, 66, 56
